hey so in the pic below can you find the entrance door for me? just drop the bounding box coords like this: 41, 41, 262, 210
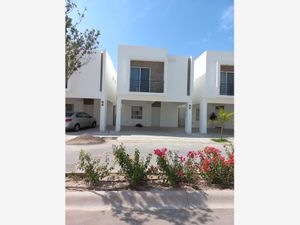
178, 107, 186, 127
151, 106, 160, 126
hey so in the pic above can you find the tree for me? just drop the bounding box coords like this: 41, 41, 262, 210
65, 0, 100, 87
210, 108, 234, 140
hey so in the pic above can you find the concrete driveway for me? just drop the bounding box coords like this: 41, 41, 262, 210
66, 129, 233, 173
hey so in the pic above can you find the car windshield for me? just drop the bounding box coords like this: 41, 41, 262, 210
66, 112, 74, 117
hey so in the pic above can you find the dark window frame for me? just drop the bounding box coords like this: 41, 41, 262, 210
131, 106, 143, 119
130, 66, 151, 92
220, 65, 234, 96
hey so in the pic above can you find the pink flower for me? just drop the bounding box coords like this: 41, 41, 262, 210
187, 151, 195, 158
153, 148, 168, 157
177, 170, 184, 177
179, 156, 186, 162
197, 150, 204, 159
204, 147, 221, 155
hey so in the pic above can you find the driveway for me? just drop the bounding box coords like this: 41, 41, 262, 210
66, 129, 233, 173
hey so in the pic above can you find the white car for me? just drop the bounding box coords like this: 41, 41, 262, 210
65, 112, 97, 131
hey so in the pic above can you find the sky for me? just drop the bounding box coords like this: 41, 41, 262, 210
72, 0, 234, 67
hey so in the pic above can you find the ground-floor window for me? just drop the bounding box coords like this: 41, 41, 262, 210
131, 106, 143, 119
66, 104, 74, 112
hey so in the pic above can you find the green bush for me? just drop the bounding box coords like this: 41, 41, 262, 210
199, 146, 234, 187
77, 150, 112, 186
113, 144, 152, 186
154, 148, 185, 186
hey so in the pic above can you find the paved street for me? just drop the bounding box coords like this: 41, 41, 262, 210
65, 132, 233, 173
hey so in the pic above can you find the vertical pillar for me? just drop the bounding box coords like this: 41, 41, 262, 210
200, 99, 207, 134
99, 98, 107, 132
185, 102, 192, 134
115, 98, 122, 132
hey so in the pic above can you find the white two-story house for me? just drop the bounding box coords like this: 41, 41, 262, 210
115, 45, 194, 133
192, 51, 234, 134
65, 50, 117, 131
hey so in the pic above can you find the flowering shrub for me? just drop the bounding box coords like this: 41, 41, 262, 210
199, 146, 234, 187
154, 148, 202, 185
154, 145, 234, 187
113, 144, 152, 186
77, 150, 112, 186
154, 148, 184, 186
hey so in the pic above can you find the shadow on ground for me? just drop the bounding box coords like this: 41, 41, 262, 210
75, 190, 217, 225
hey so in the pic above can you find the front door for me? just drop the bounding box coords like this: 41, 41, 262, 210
178, 107, 186, 127
151, 106, 160, 126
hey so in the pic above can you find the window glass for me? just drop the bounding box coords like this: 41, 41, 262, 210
130, 67, 140, 92
131, 106, 143, 119
66, 104, 74, 112
220, 72, 227, 83
227, 73, 234, 84
82, 112, 91, 118
220, 70, 234, 96
76, 113, 83, 118
66, 112, 74, 117
140, 68, 150, 92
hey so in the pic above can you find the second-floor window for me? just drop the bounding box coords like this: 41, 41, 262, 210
130, 67, 150, 92
220, 65, 234, 96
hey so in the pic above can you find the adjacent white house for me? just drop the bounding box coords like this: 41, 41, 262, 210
192, 51, 234, 134
65, 50, 117, 131
115, 45, 194, 133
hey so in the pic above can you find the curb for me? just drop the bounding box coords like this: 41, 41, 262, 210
66, 189, 233, 211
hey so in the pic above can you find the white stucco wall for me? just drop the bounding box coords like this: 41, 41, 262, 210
121, 101, 152, 126
103, 51, 117, 104
66, 98, 84, 112
204, 51, 234, 99
66, 52, 102, 99
193, 51, 234, 104
66, 51, 117, 104
193, 52, 206, 104
117, 45, 193, 103
160, 102, 178, 127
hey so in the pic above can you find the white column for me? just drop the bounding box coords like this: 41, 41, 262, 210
115, 98, 122, 132
99, 98, 107, 132
200, 99, 207, 134
185, 102, 192, 134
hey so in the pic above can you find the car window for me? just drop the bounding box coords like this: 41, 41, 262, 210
66, 112, 74, 117
76, 113, 83, 118
82, 112, 92, 118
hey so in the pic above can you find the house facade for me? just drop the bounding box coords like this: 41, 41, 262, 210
115, 45, 194, 133
192, 51, 234, 134
65, 50, 117, 131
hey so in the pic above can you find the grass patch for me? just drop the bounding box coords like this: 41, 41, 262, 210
211, 138, 230, 143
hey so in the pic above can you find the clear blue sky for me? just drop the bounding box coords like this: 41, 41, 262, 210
74, 0, 233, 67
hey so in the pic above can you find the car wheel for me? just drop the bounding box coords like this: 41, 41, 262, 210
74, 124, 80, 131
91, 121, 96, 128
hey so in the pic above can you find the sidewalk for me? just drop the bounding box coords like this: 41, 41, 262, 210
66, 189, 233, 225
66, 189, 233, 210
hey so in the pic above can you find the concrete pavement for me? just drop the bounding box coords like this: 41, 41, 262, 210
66, 189, 233, 225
